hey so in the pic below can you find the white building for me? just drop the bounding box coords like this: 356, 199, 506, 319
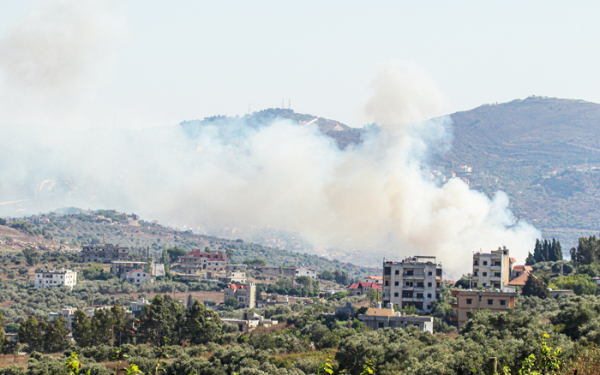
472, 247, 511, 289
358, 304, 434, 333
362, 276, 383, 284
124, 269, 155, 285
49, 306, 78, 330
151, 262, 165, 277
382, 256, 442, 313
295, 267, 317, 279
35, 268, 77, 290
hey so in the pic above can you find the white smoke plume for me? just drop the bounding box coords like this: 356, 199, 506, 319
0, 2, 539, 278
0, 0, 126, 127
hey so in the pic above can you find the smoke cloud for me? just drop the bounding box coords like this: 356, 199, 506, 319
0, 0, 126, 127
0, 2, 539, 277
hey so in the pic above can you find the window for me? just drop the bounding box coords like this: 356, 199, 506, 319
482, 272, 487, 277
406, 270, 414, 276
487, 299, 493, 305
428, 271, 432, 276
395, 270, 400, 275
394, 281, 399, 286
416, 293, 423, 299
494, 272, 501, 277
473, 261, 479, 266
384, 267, 391, 275
483, 261, 488, 266
394, 292, 399, 297
500, 300, 506, 306
385, 281, 389, 286
378, 322, 384, 328
427, 282, 432, 287
427, 293, 432, 298
436, 282, 440, 287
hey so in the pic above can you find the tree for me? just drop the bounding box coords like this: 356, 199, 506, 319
551, 238, 563, 262
22, 248, 40, 267
166, 248, 187, 263
522, 274, 549, 299
0, 312, 5, 351
182, 300, 222, 345
243, 259, 266, 267
43, 317, 69, 352
138, 295, 183, 346
570, 235, 600, 266
91, 308, 114, 346
72, 310, 93, 347
367, 288, 382, 303
18, 316, 44, 352
224, 298, 240, 310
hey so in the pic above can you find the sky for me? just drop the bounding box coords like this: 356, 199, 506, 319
1, 1, 600, 129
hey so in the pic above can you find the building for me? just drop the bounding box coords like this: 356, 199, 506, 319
124, 269, 155, 285
49, 306, 78, 330
335, 302, 355, 319
472, 247, 511, 289
511, 265, 533, 280
347, 282, 382, 297
295, 267, 317, 279
35, 268, 77, 290
131, 298, 149, 315
549, 289, 575, 298
507, 271, 532, 287
224, 283, 256, 309
382, 256, 442, 313
221, 311, 278, 332
450, 289, 517, 329
219, 271, 247, 283
362, 276, 383, 284
111, 261, 147, 278
151, 262, 165, 277
358, 304, 434, 333
82, 244, 129, 263
259, 266, 297, 279
179, 250, 228, 274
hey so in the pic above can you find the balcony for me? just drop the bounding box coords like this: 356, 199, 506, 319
451, 304, 458, 309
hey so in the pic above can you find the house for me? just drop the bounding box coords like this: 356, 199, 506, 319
224, 283, 256, 309
179, 250, 228, 274
49, 306, 78, 330
382, 256, 442, 313
35, 268, 77, 290
111, 261, 148, 278
124, 269, 155, 285
472, 247, 512, 289
362, 276, 383, 284
296, 267, 317, 279
347, 282, 382, 297
131, 298, 149, 315
358, 304, 434, 333
507, 271, 532, 287
259, 266, 297, 279
221, 311, 278, 332
450, 289, 517, 329
82, 244, 129, 263
511, 265, 533, 280
549, 289, 575, 298
218, 271, 247, 283
335, 302, 355, 319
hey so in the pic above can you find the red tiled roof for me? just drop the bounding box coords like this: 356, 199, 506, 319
365, 276, 383, 280
347, 282, 382, 290
227, 284, 247, 290
509, 257, 517, 263
508, 271, 535, 286
524, 266, 533, 272
514, 265, 525, 270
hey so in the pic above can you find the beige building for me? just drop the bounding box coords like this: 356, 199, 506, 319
82, 244, 129, 263
358, 304, 434, 333
224, 283, 256, 309
450, 289, 517, 329
383, 256, 442, 313
111, 261, 147, 278
124, 269, 155, 285
221, 311, 278, 332
472, 247, 511, 289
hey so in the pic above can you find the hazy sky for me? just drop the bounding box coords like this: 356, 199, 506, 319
1, 0, 599, 129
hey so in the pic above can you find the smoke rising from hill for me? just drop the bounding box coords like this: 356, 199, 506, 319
0, 2, 539, 276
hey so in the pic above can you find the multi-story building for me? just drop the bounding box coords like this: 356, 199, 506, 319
178, 250, 228, 274
450, 289, 517, 329
82, 244, 129, 263
34, 268, 77, 290
295, 267, 317, 279
347, 282, 382, 297
362, 276, 383, 284
224, 283, 256, 309
382, 256, 442, 313
124, 269, 155, 285
151, 262, 165, 277
111, 261, 147, 278
472, 247, 511, 289
358, 304, 434, 333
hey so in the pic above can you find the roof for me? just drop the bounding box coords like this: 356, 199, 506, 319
510, 257, 517, 263
347, 282, 382, 290
127, 269, 144, 274
364, 276, 383, 280
508, 271, 534, 286
365, 308, 395, 317
227, 284, 248, 290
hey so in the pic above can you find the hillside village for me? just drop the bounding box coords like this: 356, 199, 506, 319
3, 209, 600, 373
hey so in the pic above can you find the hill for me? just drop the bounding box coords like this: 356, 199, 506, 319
0, 210, 377, 278
434, 96, 600, 249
